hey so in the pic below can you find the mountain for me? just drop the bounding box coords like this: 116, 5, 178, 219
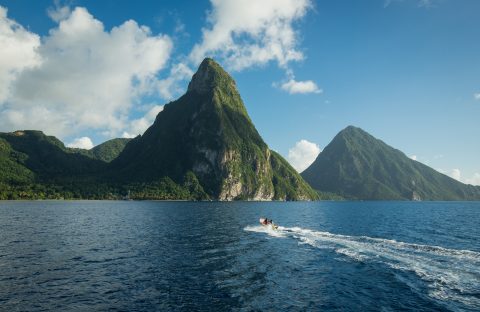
0, 130, 106, 178
0, 130, 114, 199
302, 126, 480, 200
112, 58, 318, 200
0, 58, 318, 201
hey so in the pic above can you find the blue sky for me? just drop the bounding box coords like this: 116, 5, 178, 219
0, 0, 479, 184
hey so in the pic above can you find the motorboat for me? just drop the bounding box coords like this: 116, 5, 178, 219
259, 217, 278, 230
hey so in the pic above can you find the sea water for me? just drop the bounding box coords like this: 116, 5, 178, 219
0, 201, 478, 311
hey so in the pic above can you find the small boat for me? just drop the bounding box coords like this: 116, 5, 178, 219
259, 218, 278, 230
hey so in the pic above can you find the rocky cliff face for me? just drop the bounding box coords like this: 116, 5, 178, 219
113, 58, 318, 200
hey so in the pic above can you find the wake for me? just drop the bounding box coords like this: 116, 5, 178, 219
245, 225, 480, 309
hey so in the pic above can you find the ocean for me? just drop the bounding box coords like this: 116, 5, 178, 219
0, 201, 479, 311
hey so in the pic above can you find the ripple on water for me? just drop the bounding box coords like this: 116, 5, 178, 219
0, 200, 479, 311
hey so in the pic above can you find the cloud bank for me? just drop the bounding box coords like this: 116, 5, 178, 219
0, 7, 41, 104
0, 6, 172, 139
190, 0, 311, 71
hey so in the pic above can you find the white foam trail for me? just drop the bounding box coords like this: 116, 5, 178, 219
244, 225, 480, 309
244, 225, 286, 238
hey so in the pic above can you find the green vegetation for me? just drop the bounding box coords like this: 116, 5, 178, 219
0, 58, 318, 201
302, 126, 480, 200
270, 151, 319, 200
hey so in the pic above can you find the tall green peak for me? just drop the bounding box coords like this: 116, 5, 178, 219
112, 58, 318, 201
302, 126, 480, 200
187, 58, 237, 95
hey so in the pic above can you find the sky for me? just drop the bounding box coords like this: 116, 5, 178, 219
0, 0, 479, 185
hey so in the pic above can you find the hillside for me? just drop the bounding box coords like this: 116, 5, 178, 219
301, 126, 480, 200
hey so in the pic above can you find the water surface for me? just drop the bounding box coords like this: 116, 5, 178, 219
0, 201, 479, 311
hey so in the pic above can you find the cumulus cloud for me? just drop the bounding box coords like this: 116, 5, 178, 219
0, 6, 172, 139
280, 78, 322, 94
0, 6, 41, 104
122, 105, 164, 138
287, 139, 321, 172
465, 173, 480, 186
444, 168, 480, 186
450, 168, 461, 181
67, 136, 94, 149
190, 0, 311, 71
410, 155, 417, 161
474, 93, 480, 100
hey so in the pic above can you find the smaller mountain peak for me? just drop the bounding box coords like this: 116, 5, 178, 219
342, 125, 361, 133
338, 126, 370, 138
187, 58, 236, 94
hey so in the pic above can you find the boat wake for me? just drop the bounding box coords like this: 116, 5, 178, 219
245, 225, 480, 309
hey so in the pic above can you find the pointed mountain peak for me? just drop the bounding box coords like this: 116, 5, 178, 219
187, 58, 237, 94
338, 125, 365, 137
334, 126, 375, 145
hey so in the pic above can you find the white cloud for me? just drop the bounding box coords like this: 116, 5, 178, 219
188, 0, 321, 95
474, 93, 480, 100
442, 168, 480, 186
450, 168, 461, 181
122, 105, 164, 138
0, 6, 41, 104
465, 173, 480, 186
287, 139, 321, 172
410, 155, 417, 161
157, 62, 194, 100
280, 78, 322, 94
67, 136, 94, 149
190, 0, 312, 71
0, 6, 173, 139
47, 2, 71, 23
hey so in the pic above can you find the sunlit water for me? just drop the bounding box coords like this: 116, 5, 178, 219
0, 201, 479, 311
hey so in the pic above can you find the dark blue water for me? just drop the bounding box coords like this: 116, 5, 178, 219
0, 201, 479, 311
